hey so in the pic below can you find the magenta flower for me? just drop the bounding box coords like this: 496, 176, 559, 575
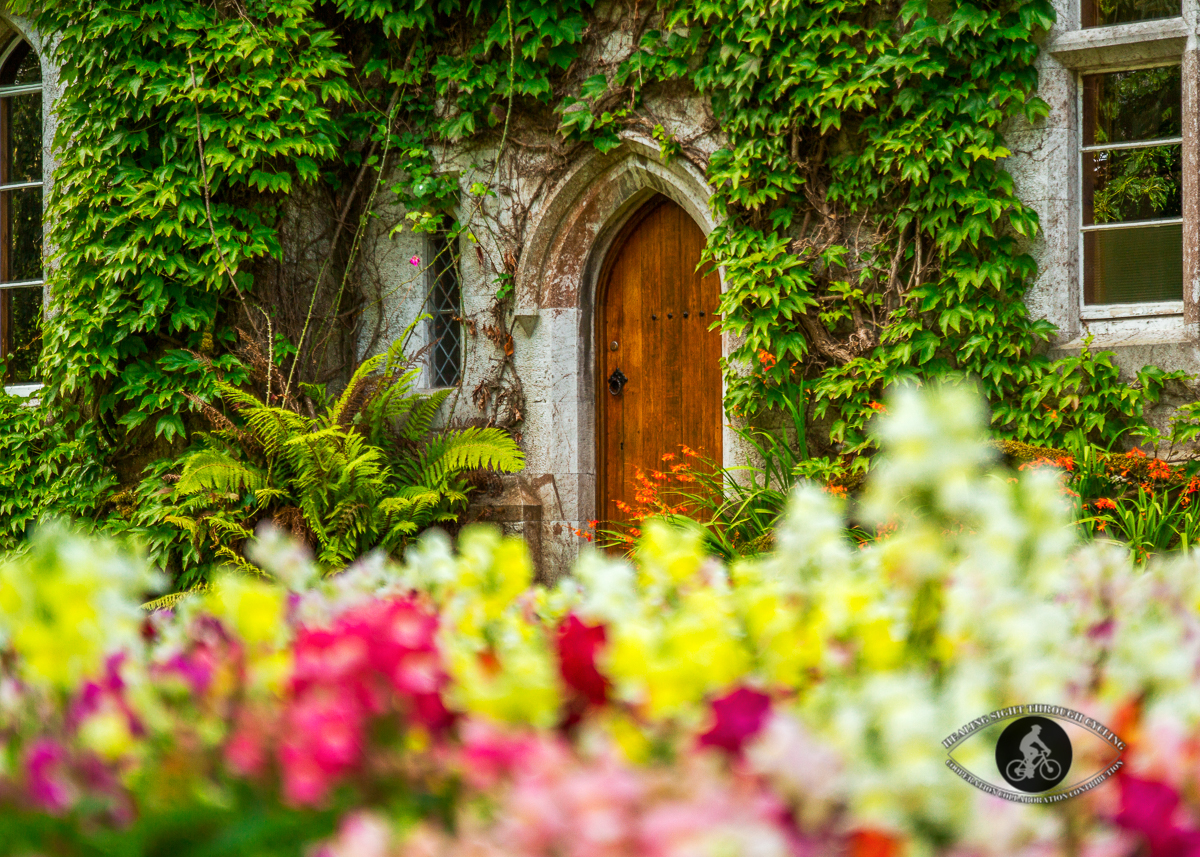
25, 738, 75, 813
1113, 774, 1200, 857
273, 596, 450, 805
698, 686, 772, 755
409, 255, 420, 266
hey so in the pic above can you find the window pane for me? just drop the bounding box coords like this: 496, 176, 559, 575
1083, 143, 1181, 225
1082, 66, 1181, 147
3, 286, 41, 383
1084, 223, 1182, 304
4, 93, 40, 183
3, 185, 41, 282
428, 233, 461, 387
1083, 0, 1181, 27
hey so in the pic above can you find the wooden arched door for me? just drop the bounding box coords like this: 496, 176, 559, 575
597, 195, 722, 528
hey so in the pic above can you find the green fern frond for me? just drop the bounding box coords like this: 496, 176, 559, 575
163, 514, 198, 536
243, 405, 310, 456
330, 351, 388, 425
176, 450, 268, 497
377, 490, 440, 522
253, 486, 289, 506
142, 583, 211, 612
409, 427, 525, 487
207, 517, 255, 541
214, 380, 265, 413
399, 389, 452, 441
215, 546, 268, 577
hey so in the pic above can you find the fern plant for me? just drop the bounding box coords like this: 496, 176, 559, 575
163, 335, 524, 574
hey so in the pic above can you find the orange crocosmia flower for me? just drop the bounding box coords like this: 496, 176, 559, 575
587, 519, 598, 527
1126, 447, 1147, 459
1147, 459, 1173, 480
661, 452, 676, 462
824, 484, 848, 497
757, 349, 777, 370
1094, 497, 1117, 511
849, 829, 901, 857
681, 445, 699, 458
1048, 409, 1057, 420
1056, 456, 1074, 471
866, 401, 886, 413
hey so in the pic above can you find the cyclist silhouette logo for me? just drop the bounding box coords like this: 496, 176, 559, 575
996, 716, 1072, 793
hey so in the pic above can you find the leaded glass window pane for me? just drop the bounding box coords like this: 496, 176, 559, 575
428, 232, 461, 387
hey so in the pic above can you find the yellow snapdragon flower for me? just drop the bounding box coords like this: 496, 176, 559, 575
0, 525, 161, 692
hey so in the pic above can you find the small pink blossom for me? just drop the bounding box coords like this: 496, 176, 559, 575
225, 707, 272, 778
313, 811, 394, 857
410, 255, 421, 266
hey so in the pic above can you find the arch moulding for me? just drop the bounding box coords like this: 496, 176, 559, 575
515, 132, 719, 316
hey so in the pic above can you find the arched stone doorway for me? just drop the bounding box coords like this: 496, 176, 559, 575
505, 133, 738, 575
595, 194, 723, 527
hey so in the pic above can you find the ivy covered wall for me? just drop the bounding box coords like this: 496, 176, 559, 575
0, 0, 1192, 574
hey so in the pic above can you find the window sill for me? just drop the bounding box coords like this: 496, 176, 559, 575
3, 382, 41, 403
1047, 17, 1186, 70
1062, 312, 1194, 349
1081, 300, 1184, 320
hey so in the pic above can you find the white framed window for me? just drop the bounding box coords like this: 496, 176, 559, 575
1079, 63, 1182, 314
426, 229, 461, 387
0, 33, 42, 389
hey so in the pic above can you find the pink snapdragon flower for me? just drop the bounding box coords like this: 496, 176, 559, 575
699, 686, 772, 755
25, 738, 75, 813
271, 596, 451, 805
404, 726, 803, 857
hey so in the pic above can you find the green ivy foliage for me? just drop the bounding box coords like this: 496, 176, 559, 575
30, 0, 351, 444
2, 0, 1191, 558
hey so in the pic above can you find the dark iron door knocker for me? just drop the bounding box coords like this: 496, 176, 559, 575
608, 367, 628, 396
